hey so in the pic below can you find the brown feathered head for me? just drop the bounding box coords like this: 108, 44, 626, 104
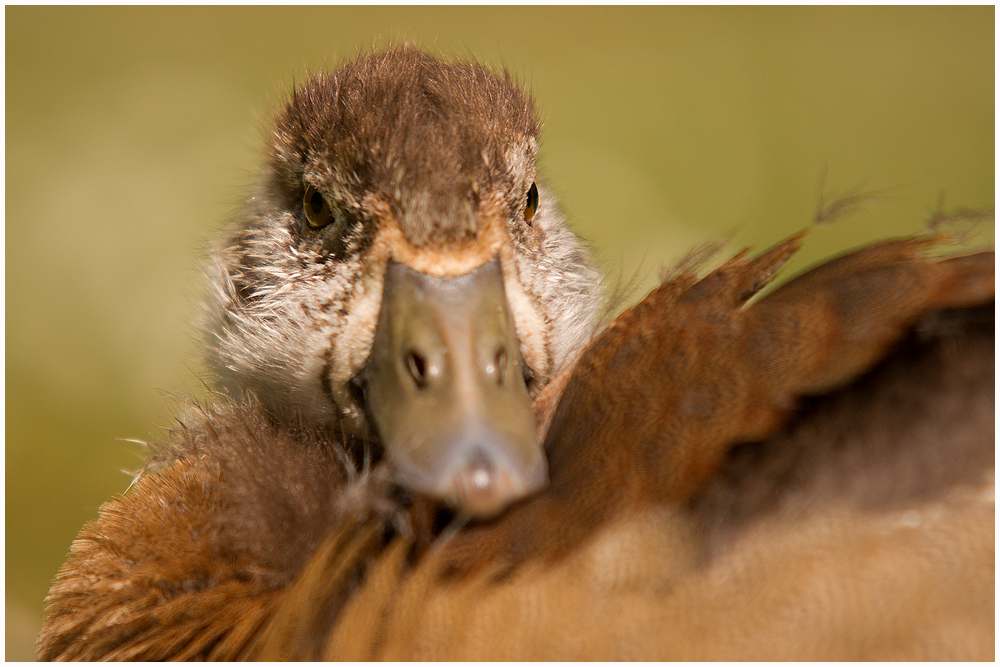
203, 46, 603, 517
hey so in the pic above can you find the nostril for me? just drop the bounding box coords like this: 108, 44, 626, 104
406, 349, 428, 388
494, 346, 507, 386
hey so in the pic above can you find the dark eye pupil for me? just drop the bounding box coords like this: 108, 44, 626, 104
309, 191, 325, 215
525, 182, 539, 225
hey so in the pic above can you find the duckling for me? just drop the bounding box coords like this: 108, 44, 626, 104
37, 46, 994, 661
203, 46, 602, 518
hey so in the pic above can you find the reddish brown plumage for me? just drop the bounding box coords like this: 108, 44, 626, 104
38, 232, 994, 660
433, 234, 994, 573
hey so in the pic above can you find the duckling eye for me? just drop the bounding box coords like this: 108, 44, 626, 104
303, 185, 334, 229
524, 182, 538, 225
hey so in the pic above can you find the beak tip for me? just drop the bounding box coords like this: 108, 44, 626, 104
447, 449, 548, 519
393, 440, 548, 520
449, 465, 548, 520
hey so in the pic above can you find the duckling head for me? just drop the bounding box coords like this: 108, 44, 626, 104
204, 46, 603, 518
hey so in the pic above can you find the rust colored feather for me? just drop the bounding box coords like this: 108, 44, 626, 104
37, 235, 993, 660
434, 235, 993, 573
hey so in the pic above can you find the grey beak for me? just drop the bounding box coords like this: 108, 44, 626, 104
362, 257, 547, 519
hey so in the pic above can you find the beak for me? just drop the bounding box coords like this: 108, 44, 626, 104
361, 257, 547, 519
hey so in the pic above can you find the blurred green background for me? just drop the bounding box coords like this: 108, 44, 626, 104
6, 6, 993, 659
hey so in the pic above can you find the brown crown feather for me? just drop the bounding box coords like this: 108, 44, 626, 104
270, 45, 540, 247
